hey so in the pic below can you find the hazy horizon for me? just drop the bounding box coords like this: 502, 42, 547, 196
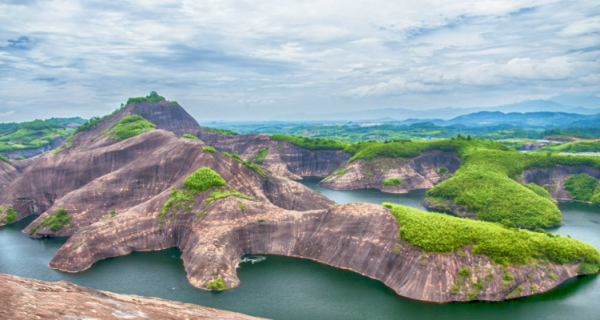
1, 1, 599, 122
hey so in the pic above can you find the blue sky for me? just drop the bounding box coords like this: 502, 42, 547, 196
0, 0, 599, 122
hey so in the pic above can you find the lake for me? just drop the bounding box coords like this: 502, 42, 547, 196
0, 177, 598, 320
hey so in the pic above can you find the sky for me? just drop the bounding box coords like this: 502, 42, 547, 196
0, 0, 599, 122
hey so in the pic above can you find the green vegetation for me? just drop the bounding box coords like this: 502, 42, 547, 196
0, 154, 11, 165
532, 141, 600, 154
548, 273, 558, 281
183, 134, 201, 141
438, 167, 448, 175
272, 134, 348, 151
250, 146, 269, 163
384, 203, 600, 269
0, 119, 72, 154
110, 116, 156, 141
207, 277, 226, 291
563, 174, 598, 202
202, 146, 216, 154
159, 168, 227, 228
73, 115, 107, 135
15, 156, 25, 160
37, 208, 71, 232
183, 168, 227, 193
100, 210, 119, 222
205, 188, 256, 204
204, 127, 238, 135
239, 201, 245, 212
159, 189, 195, 228
505, 285, 523, 299
1, 207, 17, 224
223, 152, 265, 177
382, 178, 403, 187
126, 91, 166, 105
322, 167, 347, 182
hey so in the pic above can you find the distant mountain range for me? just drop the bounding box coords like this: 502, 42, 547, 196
388, 111, 600, 128
272, 96, 600, 122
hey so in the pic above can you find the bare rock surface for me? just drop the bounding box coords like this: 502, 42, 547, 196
320, 151, 460, 193
522, 166, 600, 200
197, 129, 351, 179
0, 160, 18, 192
0, 101, 590, 304
0, 273, 265, 320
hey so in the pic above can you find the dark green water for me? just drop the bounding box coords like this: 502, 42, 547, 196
1, 177, 599, 319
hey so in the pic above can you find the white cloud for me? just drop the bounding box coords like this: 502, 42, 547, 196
0, 0, 598, 120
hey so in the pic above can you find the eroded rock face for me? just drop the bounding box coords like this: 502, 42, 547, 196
522, 166, 600, 200
0, 273, 265, 320
0, 102, 589, 304
320, 151, 460, 194
0, 161, 18, 192
197, 129, 351, 179
65, 99, 200, 154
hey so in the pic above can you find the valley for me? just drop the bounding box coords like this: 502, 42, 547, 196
1, 93, 600, 319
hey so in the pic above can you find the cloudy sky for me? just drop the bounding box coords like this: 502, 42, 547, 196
1, 0, 599, 122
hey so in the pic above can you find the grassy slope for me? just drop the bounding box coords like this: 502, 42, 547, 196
531, 141, 600, 154
0, 120, 72, 154
385, 203, 599, 271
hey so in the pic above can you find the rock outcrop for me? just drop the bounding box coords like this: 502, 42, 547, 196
0, 273, 264, 320
197, 129, 351, 179
522, 166, 600, 200
0, 160, 18, 192
0, 100, 592, 304
65, 99, 200, 153
320, 151, 460, 194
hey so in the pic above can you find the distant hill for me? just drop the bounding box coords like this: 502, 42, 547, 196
272, 96, 600, 122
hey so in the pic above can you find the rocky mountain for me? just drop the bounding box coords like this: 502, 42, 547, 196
0, 95, 597, 304
0, 273, 264, 320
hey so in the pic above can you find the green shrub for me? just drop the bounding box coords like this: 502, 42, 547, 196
383, 203, 600, 268
1, 207, 17, 224
563, 174, 598, 202
0, 154, 11, 165
73, 115, 107, 135
15, 156, 25, 160
222, 152, 265, 177
250, 146, 269, 163
204, 127, 238, 135
202, 146, 216, 154
183, 168, 226, 193
426, 167, 561, 228
40, 208, 71, 232
523, 182, 555, 202
548, 273, 558, 281
183, 134, 201, 141
111, 116, 156, 141
272, 134, 348, 151
126, 91, 166, 105
382, 178, 403, 187
207, 277, 226, 291
205, 188, 256, 204
438, 167, 448, 175
239, 201, 245, 212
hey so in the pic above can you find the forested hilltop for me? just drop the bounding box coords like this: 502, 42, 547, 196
0, 118, 85, 160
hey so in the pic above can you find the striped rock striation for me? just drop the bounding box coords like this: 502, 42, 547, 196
0, 273, 264, 320
319, 151, 460, 193
0, 100, 594, 304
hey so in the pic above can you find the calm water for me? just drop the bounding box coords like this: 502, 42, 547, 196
0, 177, 599, 319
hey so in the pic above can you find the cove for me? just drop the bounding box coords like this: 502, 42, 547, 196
0, 179, 597, 319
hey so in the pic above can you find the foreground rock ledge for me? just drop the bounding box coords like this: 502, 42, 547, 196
0, 273, 265, 320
